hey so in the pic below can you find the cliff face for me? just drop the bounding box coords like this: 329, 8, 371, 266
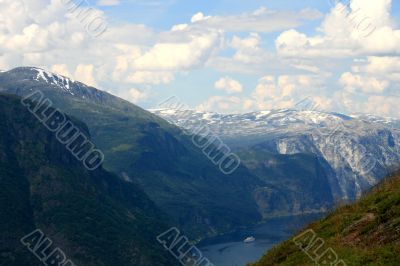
0, 94, 175, 266
237, 149, 335, 218
249, 171, 400, 266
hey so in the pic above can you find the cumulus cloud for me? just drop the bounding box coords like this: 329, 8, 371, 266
339, 72, 389, 94
214, 77, 243, 94
269, 0, 400, 118
334, 90, 400, 117
276, 0, 400, 58
127, 88, 149, 103
364, 95, 400, 117
250, 75, 327, 110
132, 30, 222, 71
191, 12, 211, 23
126, 71, 175, 85
230, 33, 267, 64
74, 64, 98, 87
0, 0, 223, 96
51, 64, 72, 78
1, 0, 398, 118
199, 74, 332, 113
191, 7, 323, 33
351, 56, 400, 83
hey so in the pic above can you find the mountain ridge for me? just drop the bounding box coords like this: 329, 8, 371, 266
152, 108, 400, 202
0, 67, 264, 238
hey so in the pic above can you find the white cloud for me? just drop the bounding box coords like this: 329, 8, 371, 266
332, 54, 400, 118
127, 88, 149, 103
51, 64, 72, 77
339, 72, 389, 94
214, 77, 243, 94
199, 74, 332, 113
250, 74, 327, 109
230, 33, 266, 64
268, 0, 400, 118
1, 0, 398, 118
132, 30, 222, 71
171, 24, 188, 31
364, 95, 400, 117
334, 90, 400, 117
126, 71, 174, 85
276, 0, 400, 58
97, 0, 121, 6
191, 7, 323, 33
0, 0, 223, 94
352, 56, 400, 82
116, 87, 150, 104
74, 64, 97, 87
191, 12, 211, 23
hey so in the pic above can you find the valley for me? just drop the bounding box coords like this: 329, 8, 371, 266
1, 0, 400, 265
0, 67, 399, 265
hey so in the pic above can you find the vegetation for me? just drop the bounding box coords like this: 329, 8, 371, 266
249, 171, 400, 266
0, 94, 176, 266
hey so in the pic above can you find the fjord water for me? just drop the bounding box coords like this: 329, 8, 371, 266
199, 214, 323, 266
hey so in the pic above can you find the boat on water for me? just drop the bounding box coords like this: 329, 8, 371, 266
243, 236, 255, 243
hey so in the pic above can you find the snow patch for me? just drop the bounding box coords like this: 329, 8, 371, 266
32, 67, 77, 96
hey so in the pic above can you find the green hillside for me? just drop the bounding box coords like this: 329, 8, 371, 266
0, 67, 263, 238
0, 94, 175, 266
249, 171, 400, 266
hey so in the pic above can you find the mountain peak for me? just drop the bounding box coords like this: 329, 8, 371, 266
6, 67, 79, 96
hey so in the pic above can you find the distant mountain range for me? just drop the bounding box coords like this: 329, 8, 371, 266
152, 106, 400, 202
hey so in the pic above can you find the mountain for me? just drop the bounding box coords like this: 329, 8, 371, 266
249, 171, 400, 266
0, 67, 263, 238
0, 94, 175, 266
237, 149, 334, 217
152, 108, 400, 202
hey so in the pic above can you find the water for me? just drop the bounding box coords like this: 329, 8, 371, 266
199, 214, 323, 266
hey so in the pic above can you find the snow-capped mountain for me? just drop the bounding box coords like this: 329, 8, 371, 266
0, 67, 119, 106
33, 67, 77, 95
152, 108, 400, 201
151, 109, 400, 138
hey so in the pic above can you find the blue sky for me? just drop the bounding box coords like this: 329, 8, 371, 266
1, 0, 400, 116
101, 0, 328, 28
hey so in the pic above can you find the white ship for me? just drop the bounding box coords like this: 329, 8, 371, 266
243, 236, 255, 243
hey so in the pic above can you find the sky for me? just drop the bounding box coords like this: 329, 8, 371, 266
1, 0, 400, 117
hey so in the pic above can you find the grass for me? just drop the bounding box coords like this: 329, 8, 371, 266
249, 172, 400, 266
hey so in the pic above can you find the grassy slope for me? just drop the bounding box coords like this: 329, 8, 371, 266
0, 94, 176, 266
249, 171, 400, 266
